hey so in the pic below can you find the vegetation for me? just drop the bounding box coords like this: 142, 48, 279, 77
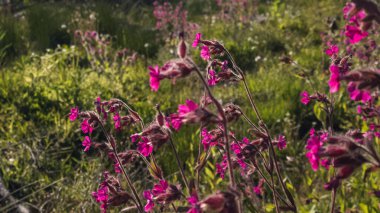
1, 0, 379, 212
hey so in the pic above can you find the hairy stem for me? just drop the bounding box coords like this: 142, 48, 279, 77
169, 137, 190, 192
190, 60, 241, 213
330, 187, 337, 213
97, 117, 144, 213
223, 48, 296, 211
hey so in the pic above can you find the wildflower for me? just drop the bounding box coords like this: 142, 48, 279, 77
345, 25, 368, 44
69, 107, 79, 121
207, 70, 218, 86
177, 38, 187, 58
171, 99, 217, 131
92, 179, 109, 213
81, 119, 93, 134
114, 163, 121, 174
187, 193, 200, 213
137, 137, 153, 157
253, 179, 265, 196
300, 91, 311, 105
192, 33, 201, 47
143, 190, 155, 212
82, 136, 91, 152
305, 129, 328, 171
152, 179, 168, 196
113, 113, 121, 130
357, 105, 362, 114
329, 65, 340, 93
216, 155, 228, 179
144, 180, 181, 208
149, 65, 161, 92
200, 45, 211, 60
325, 45, 339, 56
347, 82, 372, 103
277, 134, 287, 150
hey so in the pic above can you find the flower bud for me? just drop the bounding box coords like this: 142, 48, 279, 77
177, 39, 187, 59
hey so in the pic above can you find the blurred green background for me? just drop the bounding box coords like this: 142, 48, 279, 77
1, 0, 378, 212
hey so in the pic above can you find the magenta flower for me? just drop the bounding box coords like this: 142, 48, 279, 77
179, 99, 198, 115
81, 119, 93, 134
170, 99, 199, 130
187, 193, 200, 213
357, 105, 362, 114
328, 65, 340, 93
170, 113, 182, 131
216, 155, 228, 179
343, 2, 355, 19
200, 45, 211, 60
82, 136, 91, 152
92, 183, 109, 213
143, 190, 155, 212
347, 82, 372, 103
201, 128, 218, 150
69, 107, 79, 121
305, 129, 328, 171
345, 25, 368, 44
300, 91, 311, 105
149, 65, 161, 92
207, 70, 218, 86
114, 162, 121, 174
192, 33, 201, 47
152, 180, 168, 196
253, 179, 264, 196
113, 113, 121, 131
137, 137, 153, 157
325, 45, 339, 56
277, 134, 287, 150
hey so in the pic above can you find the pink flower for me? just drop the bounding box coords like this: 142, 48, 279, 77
137, 137, 153, 157
325, 45, 339, 56
92, 183, 108, 213
343, 2, 355, 19
152, 180, 168, 196
207, 70, 218, 86
149, 65, 161, 92
253, 179, 264, 196
347, 82, 372, 103
300, 91, 310, 105
200, 45, 211, 60
69, 107, 79, 121
113, 113, 121, 131
82, 136, 91, 152
187, 194, 200, 213
170, 100, 199, 130
179, 99, 199, 115
170, 113, 182, 131
357, 105, 362, 114
277, 134, 287, 150
143, 190, 155, 212
328, 65, 340, 93
114, 163, 121, 173
345, 25, 368, 44
192, 33, 201, 47
81, 119, 93, 134
201, 128, 218, 150
216, 155, 228, 179
305, 130, 328, 171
